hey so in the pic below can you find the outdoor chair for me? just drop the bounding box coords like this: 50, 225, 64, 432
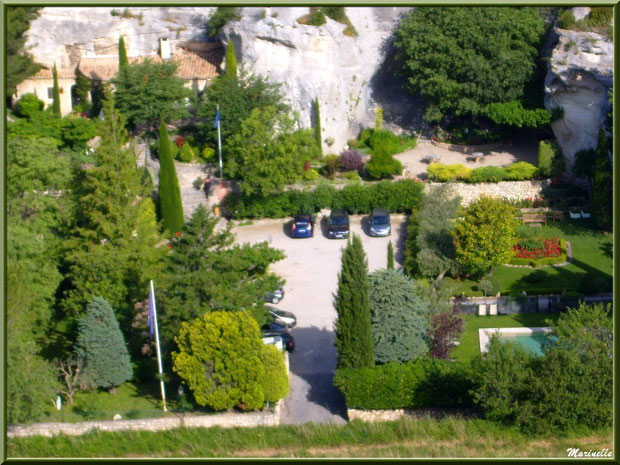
569, 211, 582, 219
580, 210, 591, 218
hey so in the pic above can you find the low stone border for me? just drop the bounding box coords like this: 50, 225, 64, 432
503, 241, 573, 269
348, 408, 478, 423
8, 353, 289, 438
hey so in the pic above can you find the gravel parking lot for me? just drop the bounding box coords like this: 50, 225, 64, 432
232, 214, 408, 424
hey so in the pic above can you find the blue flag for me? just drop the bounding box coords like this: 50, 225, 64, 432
214, 108, 221, 128
148, 283, 155, 338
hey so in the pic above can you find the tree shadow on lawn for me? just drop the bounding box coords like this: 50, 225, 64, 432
287, 325, 348, 421
600, 240, 613, 259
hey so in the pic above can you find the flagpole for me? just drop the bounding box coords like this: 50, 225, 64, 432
150, 280, 167, 412
217, 104, 223, 179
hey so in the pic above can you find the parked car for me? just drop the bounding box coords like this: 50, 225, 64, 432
262, 330, 295, 352
262, 334, 284, 351
262, 320, 289, 333
327, 209, 350, 239
291, 214, 314, 238
268, 307, 297, 328
368, 208, 391, 237
264, 287, 285, 304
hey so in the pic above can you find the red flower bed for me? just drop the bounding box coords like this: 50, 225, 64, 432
513, 237, 562, 259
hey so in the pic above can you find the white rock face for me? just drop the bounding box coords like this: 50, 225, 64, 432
220, 7, 413, 153
545, 27, 613, 168
25, 7, 215, 67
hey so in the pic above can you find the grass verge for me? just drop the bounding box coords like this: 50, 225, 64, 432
8, 417, 612, 458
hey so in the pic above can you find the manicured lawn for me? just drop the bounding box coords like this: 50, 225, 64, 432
446, 220, 613, 296
452, 312, 560, 364
38, 382, 178, 423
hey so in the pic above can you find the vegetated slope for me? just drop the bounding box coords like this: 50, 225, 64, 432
8, 418, 612, 458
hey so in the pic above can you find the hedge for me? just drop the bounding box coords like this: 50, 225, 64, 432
333, 359, 475, 410
428, 162, 538, 183
224, 179, 424, 219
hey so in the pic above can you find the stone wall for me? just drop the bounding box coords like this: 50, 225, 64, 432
424, 180, 552, 206
8, 352, 289, 438
348, 408, 473, 422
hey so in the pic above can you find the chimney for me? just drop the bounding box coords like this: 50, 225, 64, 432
159, 38, 171, 60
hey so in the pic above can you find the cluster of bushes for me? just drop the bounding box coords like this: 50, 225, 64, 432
427, 162, 538, 182
333, 359, 474, 409
355, 128, 418, 156
484, 101, 554, 129
224, 179, 424, 219
537, 140, 565, 177
507, 238, 567, 267
558, 7, 612, 37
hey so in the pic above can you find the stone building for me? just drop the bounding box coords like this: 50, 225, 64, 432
14, 38, 224, 116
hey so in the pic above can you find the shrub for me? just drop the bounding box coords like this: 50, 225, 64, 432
587, 7, 613, 27
343, 171, 361, 181
557, 9, 577, 29
339, 149, 364, 172
201, 146, 215, 162
302, 168, 319, 181
504, 162, 538, 180
322, 154, 339, 178
365, 152, 403, 179
477, 275, 501, 296
308, 7, 327, 26
538, 140, 564, 177
467, 166, 508, 183
260, 345, 289, 403
347, 138, 359, 149
484, 101, 551, 128
16, 93, 44, 118
333, 359, 474, 409
208, 7, 241, 37
427, 164, 471, 182
178, 142, 196, 162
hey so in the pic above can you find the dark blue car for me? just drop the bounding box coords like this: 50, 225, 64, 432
291, 214, 314, 238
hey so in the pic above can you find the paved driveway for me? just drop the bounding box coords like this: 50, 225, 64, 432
232, 214, 408, 424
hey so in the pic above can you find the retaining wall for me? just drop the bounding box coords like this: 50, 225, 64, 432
425, 180, 553, 206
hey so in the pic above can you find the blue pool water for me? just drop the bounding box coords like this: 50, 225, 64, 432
498, 333, 548, 356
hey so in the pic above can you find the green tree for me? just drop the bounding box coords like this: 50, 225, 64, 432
313, 97, 323, 155
75, 297, 133, 390
226, 106, 321, 196
208, 6, 241, 38
592, 130, 612, 231
224, 40, 238, 80
159, 204, 285, 342
73, 70, 92, 113
260, 345, 289, 403
387, 241, 394, 270
6, 7, 42, 96
393, 7, 545, 122
452, 196, 519, 275
118, 36, 129, 69
537, 140, 564, 177
414, 184, 461, 279
368, 269, 429, 363
15, 93, 44, 118
112, 59, 192, 133
197, 69, 286, 149
63, 97, 165, 321
334, 234, 374, 369
173, 311, 270, 410
158, 121, 185, 232
404, 205, 421, 276
52, 63, 61, 117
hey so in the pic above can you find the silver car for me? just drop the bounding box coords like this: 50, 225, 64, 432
369, 208, 391, 237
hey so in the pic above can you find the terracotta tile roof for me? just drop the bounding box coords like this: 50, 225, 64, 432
78, 45, 223, 82
30, 67, 76, 79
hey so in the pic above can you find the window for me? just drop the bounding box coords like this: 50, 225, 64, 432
47, 87, 54, 99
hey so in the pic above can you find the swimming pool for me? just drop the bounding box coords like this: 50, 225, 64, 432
479, 327, 552, 357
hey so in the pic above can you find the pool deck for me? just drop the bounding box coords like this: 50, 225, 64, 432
479, 327, 552, 353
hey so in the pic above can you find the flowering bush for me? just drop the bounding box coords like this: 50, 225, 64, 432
513, 237, 561, 259
339, 149, 364, 172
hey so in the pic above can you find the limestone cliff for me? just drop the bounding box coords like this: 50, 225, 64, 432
219, 7, 414, 153
545, 25, 613, 167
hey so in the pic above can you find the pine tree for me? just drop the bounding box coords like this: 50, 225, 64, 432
75, 297, 133, 390
118, 36, 129, 69
158, 121, 185, 233
52, 63, 61, 117
387, 240, 395, 270
224, 40, 238, 80
313, 97, 323, 155
63, 95, 165, 321
333, 234, 374, 368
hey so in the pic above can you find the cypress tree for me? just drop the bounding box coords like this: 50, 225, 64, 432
387, 240, 394, 270
313, 97, 323, 155
224, 40, 238, 80
52, 63, 61, 117
158, 121, 185, 232
118, 36, 129, 69
333, 234, 374, 368
75, 297, 133, 390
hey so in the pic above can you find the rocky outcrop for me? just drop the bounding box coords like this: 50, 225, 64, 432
219, 7, 415, 153
25, 7, 215, 68
545, 22, 613, 168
